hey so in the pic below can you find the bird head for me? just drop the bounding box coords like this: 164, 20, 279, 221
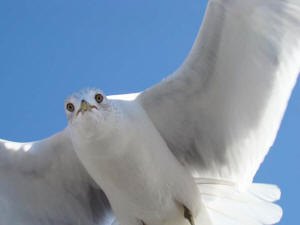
64, 88, 111, 124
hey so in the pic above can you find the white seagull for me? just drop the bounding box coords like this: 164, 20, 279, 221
1, 0, 300, 225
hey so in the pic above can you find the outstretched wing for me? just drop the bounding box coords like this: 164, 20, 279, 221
0, 130, 115, 225
138, 0, 300, 187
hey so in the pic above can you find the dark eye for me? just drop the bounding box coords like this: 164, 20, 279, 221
66, 103, 75, 112
95, 93, 103, 103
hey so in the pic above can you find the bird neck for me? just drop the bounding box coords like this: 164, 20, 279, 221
68, 101, 137, 159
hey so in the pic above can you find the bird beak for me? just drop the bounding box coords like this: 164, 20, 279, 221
81, 100, 90, 111
76, 100, 98, 116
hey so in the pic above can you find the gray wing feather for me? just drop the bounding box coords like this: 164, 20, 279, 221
0, 130, 115, 225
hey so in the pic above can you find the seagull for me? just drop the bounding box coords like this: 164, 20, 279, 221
1, 0, 300, 225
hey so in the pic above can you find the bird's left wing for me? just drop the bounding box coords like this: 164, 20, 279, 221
138, 0, 300, 187
0, 130, 115, 225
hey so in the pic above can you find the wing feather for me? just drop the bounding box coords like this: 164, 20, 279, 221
138, 0, 300, 187
0, 131, 114, 225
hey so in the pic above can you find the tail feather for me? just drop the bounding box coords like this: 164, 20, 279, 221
248, 183, 281, 202
196, 179, 282, 225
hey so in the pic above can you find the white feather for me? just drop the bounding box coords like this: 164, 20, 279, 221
197, 179, 282, 225
139, 0, 300, 187
0, 131, 114, 225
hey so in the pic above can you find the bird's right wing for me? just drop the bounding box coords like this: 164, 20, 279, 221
0, 130, 114, 225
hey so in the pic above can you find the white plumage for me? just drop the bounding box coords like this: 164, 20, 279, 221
0, 0, 299, 225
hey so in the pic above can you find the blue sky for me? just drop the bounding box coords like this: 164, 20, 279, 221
0, 0, 299, 224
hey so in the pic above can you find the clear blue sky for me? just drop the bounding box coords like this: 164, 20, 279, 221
0, 1, 299, 224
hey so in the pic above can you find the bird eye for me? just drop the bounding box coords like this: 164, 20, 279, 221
95, 94, 103, 103
66, 103, 75, 112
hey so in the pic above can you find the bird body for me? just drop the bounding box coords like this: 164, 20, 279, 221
69, 99, 204, 225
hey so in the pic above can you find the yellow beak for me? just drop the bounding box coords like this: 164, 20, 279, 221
77, 100, 93, 116
81, 100, 90, 111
